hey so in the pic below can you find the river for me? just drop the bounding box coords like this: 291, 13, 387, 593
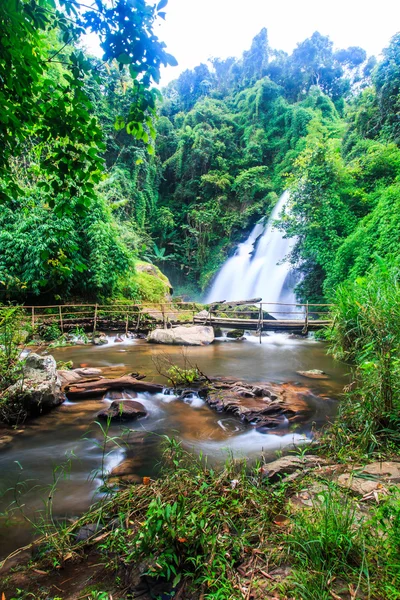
0, 333, 348, 559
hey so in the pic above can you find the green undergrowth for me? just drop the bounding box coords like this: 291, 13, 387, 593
5, 440, 400, 600
321, 258, 400, 461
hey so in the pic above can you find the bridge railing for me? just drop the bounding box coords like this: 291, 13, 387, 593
206, 301, 332, 319
0, 301, 203, 333
0, 300, 333, 335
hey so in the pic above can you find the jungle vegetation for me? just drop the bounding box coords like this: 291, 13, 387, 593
1, 2, 400, 309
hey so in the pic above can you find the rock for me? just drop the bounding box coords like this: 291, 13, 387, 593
93, 333, 108, 345
97, 400, 147, 422
58, 367, 102, 387
136, 261, 173, 298
66, 376, 163, 399
106, 390, 137, 401
336, 474, 383, 496
336, 461, 400, 495
194, 309, 210, 320
261, 455, 326, 480
0, 434, 13, 451
114, 336, 123, 343
110, 458, 143, 478
147, 325, 214, 346
296, 370, 328, 379
362, 461, 400, 480
226, 329, 246, 339
75, 523, 101, 543
6, 353, 65, 421
205, 379, 311, 429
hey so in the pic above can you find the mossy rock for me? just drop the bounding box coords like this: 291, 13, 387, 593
116, 261, 173, 303
226, 329, 246, 339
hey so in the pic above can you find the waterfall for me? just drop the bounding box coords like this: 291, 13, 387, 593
206, 191, 298, 306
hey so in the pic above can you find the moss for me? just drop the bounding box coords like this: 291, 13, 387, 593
135, 271, 170, 303
116, 261, 172, 304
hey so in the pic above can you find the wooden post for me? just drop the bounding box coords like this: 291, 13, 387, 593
31, 306, 35, 330
302, 301, 309, 335
59, 305, 64, 333
135, 310, 141, 332
93, 303, 98, 333
125, 312, 129, 336
162, 304, 166, 329
259, 302, 262, 344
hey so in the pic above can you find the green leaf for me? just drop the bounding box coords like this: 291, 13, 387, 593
164, 53, 178, 67
117, 53, 131, 65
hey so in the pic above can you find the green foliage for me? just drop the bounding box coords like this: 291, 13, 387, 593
286, 484, 366, 598
116, 262, 171, 303
0, 307, 25, 389
39, 322, 62, 342
367, 489, 400, 597
327, 258, 400, 454
326, 180, 400, 292
102, 444, 277, 600
0, 306, 26, 423
0, 0, 176, 208
166, 365, 200, 386
0, 193, 132, 300
0, 0, 175, 303
375, 33, 400, 143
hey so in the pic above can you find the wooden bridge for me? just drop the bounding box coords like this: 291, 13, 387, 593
0, 299, 332, 337
194, 299, 332, 336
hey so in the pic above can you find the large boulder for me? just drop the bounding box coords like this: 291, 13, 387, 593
6, 354, 65, 420
147, 325, 214, 346
97, 400, 147, 422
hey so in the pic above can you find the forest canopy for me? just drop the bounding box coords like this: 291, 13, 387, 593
1, 4, 400, 305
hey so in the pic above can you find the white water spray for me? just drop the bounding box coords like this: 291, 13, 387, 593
206, 191, 298, 305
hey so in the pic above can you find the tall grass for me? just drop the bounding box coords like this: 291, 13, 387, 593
327, 257, 400, 455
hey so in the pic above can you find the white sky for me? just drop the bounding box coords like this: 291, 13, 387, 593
153, 0, 400, 85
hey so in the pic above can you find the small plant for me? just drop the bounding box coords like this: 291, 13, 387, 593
39, 322, 62, 341
152, 348, 205, 388
70, 326, 89, 343
89, 591, 110, 600
166, 364, 200, 386
367, 488, 400, 597
56, 360, 73, 370
0, 306, 27, 423
285, 484, 368, 598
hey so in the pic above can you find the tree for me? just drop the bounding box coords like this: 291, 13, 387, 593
0, 0, 176, 211
375, 33, 400, 143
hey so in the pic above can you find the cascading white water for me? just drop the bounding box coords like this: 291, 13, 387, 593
206, 191, 298, 306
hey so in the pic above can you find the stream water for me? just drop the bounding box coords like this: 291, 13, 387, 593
0, 333, 348, 559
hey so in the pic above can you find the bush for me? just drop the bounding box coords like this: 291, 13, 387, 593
39, 322, 62, 341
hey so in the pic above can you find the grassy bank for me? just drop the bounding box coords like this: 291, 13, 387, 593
1, 438, 400, 600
